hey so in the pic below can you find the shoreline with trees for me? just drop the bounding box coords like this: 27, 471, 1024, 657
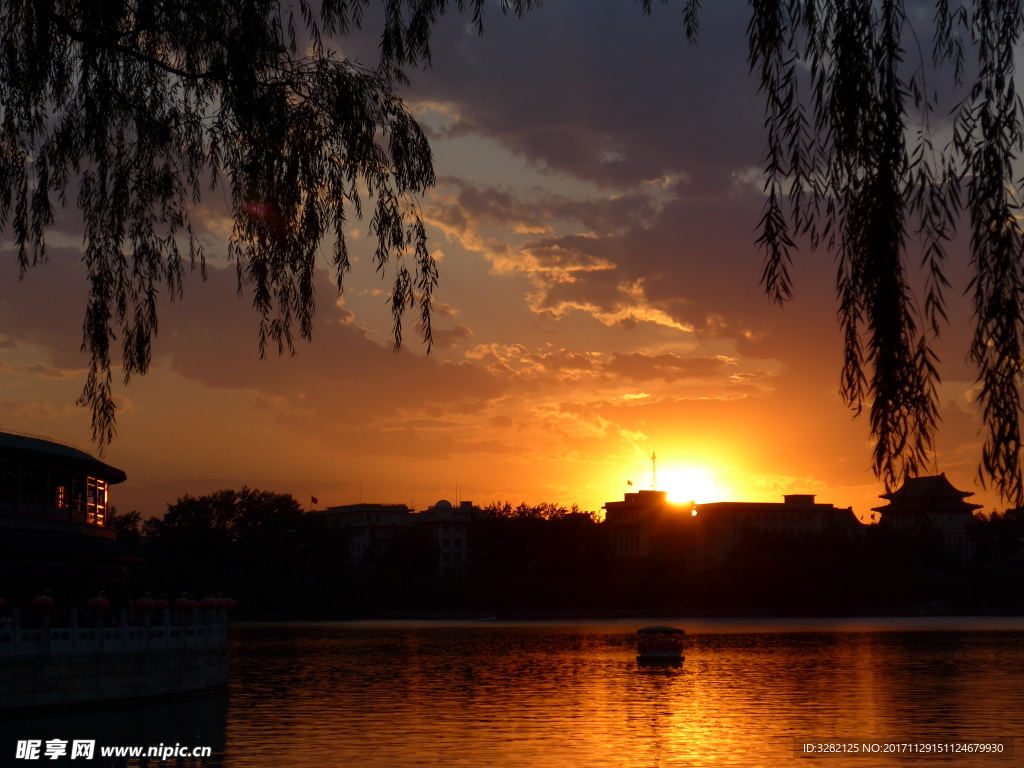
108, 488, 1024, 621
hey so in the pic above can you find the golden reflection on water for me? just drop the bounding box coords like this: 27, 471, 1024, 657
4, 620, 1023, 767
221, 622, 1024, 768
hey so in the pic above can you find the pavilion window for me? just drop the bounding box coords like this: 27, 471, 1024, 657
94, 479, 107, 526
48, 470, 73, 517
84, 476, 107, 525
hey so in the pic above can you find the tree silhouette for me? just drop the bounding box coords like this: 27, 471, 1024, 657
743, 0, 1024, 503
0, 0, 452, 446
106, 506, 143, 544
3, 0, 1024, 501
143, 487, 310, 597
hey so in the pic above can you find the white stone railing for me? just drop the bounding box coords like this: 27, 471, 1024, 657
0, 609, 228, 658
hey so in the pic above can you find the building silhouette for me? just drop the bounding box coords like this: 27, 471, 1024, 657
315, 499, 483, 570
0, 430, 230, 708
695, 495, 862, 567
0, 430, 139, 607
872, 474, 981, 557
315, 503, 414, 564
418, 500, 481, 570
603, 489, 862, 570
602, 491, 697, 562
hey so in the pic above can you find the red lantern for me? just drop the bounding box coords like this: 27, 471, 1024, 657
87, 596, 110, 611
155, 598, 169, 610
32, 595, 55, 609
222, 597, 238, 610
0, 597, 6, 609
200, 597, 219, 610
173, 597, 193, 611
136, 597, 156, 610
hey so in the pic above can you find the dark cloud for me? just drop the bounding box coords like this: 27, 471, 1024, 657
431, 178, 552, 234
429, 176, 664, 235
155, 266, 510, 430
427, 180, 803, 347
431, 323, 475, 348
0, 248, 93, 371
522, 189, 780, 336
0, 252, 511, 440
411, 0, 765, 190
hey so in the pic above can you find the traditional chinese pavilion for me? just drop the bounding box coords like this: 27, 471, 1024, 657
872, 473, 982, 556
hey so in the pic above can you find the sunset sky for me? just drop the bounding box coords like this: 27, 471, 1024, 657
0, 1, 999, 520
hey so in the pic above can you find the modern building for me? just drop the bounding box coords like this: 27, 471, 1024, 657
314, 499, 485, 570
0, 430, 139, 608
0, 430, 125, 525
872, 474, 982, 557
315, 502, 414, 564
0, 430, 229, 709
603, 489, 863, 569
695, 494, 863, 567
603, 491, 699, 565
417, 500, 483, 570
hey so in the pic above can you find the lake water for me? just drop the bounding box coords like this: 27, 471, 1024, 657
5, 617, 1024, 767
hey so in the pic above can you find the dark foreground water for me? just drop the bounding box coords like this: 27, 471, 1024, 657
5, 618, 1024, 767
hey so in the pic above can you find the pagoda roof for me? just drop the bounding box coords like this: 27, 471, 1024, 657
879, 474, 974, 501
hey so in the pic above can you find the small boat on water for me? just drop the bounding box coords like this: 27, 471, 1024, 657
636, 626, 684, 666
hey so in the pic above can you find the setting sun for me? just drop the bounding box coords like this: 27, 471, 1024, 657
660, 467, 720, 504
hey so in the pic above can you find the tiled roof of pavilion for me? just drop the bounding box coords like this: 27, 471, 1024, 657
879, 473, 972, 500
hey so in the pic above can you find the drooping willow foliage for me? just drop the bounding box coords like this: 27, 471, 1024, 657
731, 0, 1024, 503
2, 0, 1023, 502
0, 0, 535, 448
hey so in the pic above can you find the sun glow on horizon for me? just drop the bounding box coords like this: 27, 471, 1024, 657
661, 467, 720, 504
